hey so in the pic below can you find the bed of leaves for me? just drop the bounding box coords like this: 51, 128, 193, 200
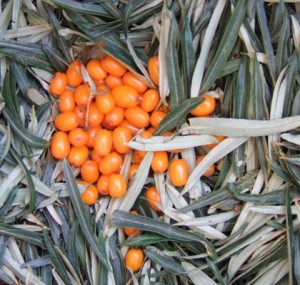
0, 0, 300, 284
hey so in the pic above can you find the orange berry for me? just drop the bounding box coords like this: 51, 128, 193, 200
81, 160, 99, 183
49, 72, 67, 96
86, 125, 101, 148
150, 110, 167, 128
124, 210, 142, 236
112, 127, 132, 154
101, 55, 127, 77
196, 155, 215, 177
54, 111, 79, 132
68, 128, 88, 147
81, 184, 98, 205
206, 135, 226, 150
86, 59, 107, 80
51, 131, 70, 159
139, 130, 152, 139
91, 149, 102, 164
132, 151, 143, 164
74, 105, 87, 127
125, 248, 144, 272
102, 107, 125, 129
95, 93, 115, 114
151, 151, 168, 173
190, 94, 216, 117
111, 85, 139, 108
94, 129, 112, 156
140, 89, 160, 112
118, 119, 139, 134
58, 89, 75, 112
128, 164, 139, 180
122, 72, 148, 94
87, 102, 104, 127
99, 152, 123, 175
74, 84, 91, 106
105, 75, 123, 90
97, 175, 110, 195
136, 150, 147, 158
68, 146, 89, 167
148, 56, 159, 85
66, 61, 83, 87
125, 107, 150, 128
169, 159, 189, 187
145, 186, 161, 212
108, 173, 127, 198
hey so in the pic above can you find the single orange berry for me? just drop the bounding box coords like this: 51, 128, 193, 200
112, 127, 132, 154
140, 89, 160, 112
49, 72, 67, 96
86, 125, 101, 148
87, 102, 104, 127
105, 75, 123, 90
148, 56, 159, 86
206, 135, 226, 150
124, 210, 142, 236
68, 145, 89, 167
74, 84, 91, 106
91, 149, 102, 164
190, 94, 216, 117
139, 130, 152, 139
94, 129, 113, 156
99, 152, 123, 175
101, 55, 127, 77
111, 85, 139, 108
135, 150, 147, 159
151, 151, 168, 173
66, 61, 83, 87
150, 110, 167, 129
125, 248, 144, 272
122, 72, 148, 94
50, 131, 70, 159
118, 119, 139, 134
128, 164, 139, 180
54, 111, 79, 132
102, 107, 125, 130
68, 128, 88, 147
58, 89, 75, 112
81, 184, 98, 205
81, 160, 99, 183
125, 107, 150, 128
196, 155, 215, 177
108, 173, 127, 198
74, 105, 87, 127
145, 186, 161, 211
86, 59, 107, 81
169, 159, 189, 187
97, 175, 110, 195
95, 93, 115, 114
132, 151, 143, 164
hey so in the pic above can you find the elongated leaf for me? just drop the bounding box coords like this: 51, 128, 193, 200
182, 262, 218, 285
121, 234, 171, 247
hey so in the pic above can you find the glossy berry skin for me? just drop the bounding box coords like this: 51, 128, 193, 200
141, 89, 160, 112
86, 59, 107, 80
99, 152, 123, 175
68, 146, 89, 167
148, 56, 159, 85
81, 184, 99, 205
111, 85, 139, 108
151, 151, 168, 173
74, 105, 87, 127
122, 72, 148, 94
150, 110, 167, 128
91, 149, 102, 164
102, 107, 125, 130
94, 129, 112, 156
128, 164, 139, 180
105, 75, 123, 90
97, 175, 110, 195
86, 126, 101, 148
196, 155, 215, 177
54, 112, 79, 132
119, 119, 139, 135
125, 107, 150, 129
124, 210, 142, 236
49, 72, 67, 96
169, 159, 189, 187
66, 61, 83, 87
112, 127, 132, 154
68, 128, 88, 147
190, 94, 216, 117
101, 55, 127, 77
81, 160, 99, 183
95, 93, 115, 114
58, 89, 75, 112
87, 102, 104, 127
108, 173, 127, 198
145, 186, 161, 212
125, 248, 144, 272
74, 84, 91, 106
50, 131, 70, 159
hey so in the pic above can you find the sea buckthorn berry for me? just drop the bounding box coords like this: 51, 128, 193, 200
95, 93, 115, 114
119, 119, 139, 134
196, 155, 215, 177
125, 248, 144, 273
147, 127, 157, 134
74, 105, 87, 127
54, 111, 79, 132
68, 128, 88, 147
124, 210, 142, 236
91, 149, 102, 164
145, 186, 161, 212
51, 131, 70, 159
86, 59, 107, 81
136, 150, 147, 159
132, 150, 143, 164
112, 127, 132, 154
102, 107, 125, 129
97, 175, 110, 195
111, 85, 139, 108
68, 145, 89, 167
58, 89, 75, 112
81, 184, 98, 205
206, 135, 226, 150
94, 129, 112, 156
99, 152, 123, 175
139, 130, 152, 139
125, 107, 150, 128
150, 110, 167, 129
105, 75, 123, 89
190, 94, 216, 117
81, 160, 99, 183
101, 55, 127, 77
169, 159, 189, 187
66, 61, 83, 87
86, 126, 101, 148
49, 72, 67, 96
129, 164, 139, 180
141, 89, 160, 112
87, 102, 104, 127
108, 173, 127, 198
122, 72, 148, 94
148, 56, 159, 85
151, 151, 168, 173
74, 84, 91, 106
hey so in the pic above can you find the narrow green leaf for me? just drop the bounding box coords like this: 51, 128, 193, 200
206, 257, 226, 285
153, 97, 204, 135
0, 187, 18, 218
122, 0, 138, 39
41, 264, 53, 285
43, 45, 68, 72
68, 221, 81, 279
218, 59, 241, 79
21, 256, 51, 269
294, 234, 300, 284
121, 234, 171, 247
0, 235, 8, 266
